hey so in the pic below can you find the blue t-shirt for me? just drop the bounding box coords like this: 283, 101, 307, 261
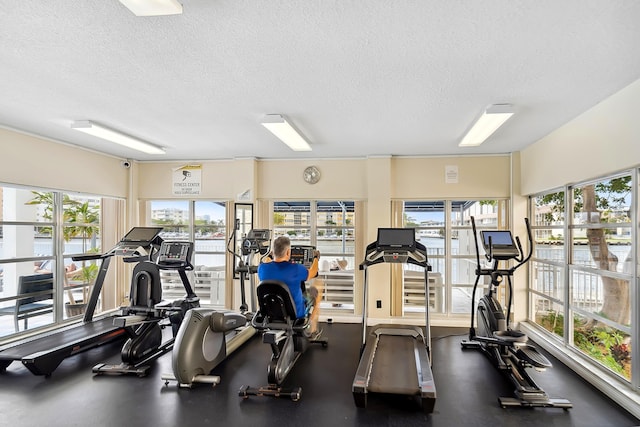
257, 261, 308, 318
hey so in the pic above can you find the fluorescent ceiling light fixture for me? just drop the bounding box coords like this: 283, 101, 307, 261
458, 104, 514, 147
261, 115, 312, 151
71, 121, 166, 155
118, 0, 183, 16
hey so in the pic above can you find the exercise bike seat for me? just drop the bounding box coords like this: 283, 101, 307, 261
252, 280, 302, 329
493, 330, 528, 343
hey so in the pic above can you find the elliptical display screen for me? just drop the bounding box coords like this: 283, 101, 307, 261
242, 229, 271, 255
247, 229, 270, 241
376, 228, 416, 251
480, 230, 519, 259
481, 231, 515, 249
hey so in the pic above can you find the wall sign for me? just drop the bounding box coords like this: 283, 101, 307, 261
445, 165, 458, 184
173, 164, 202, 195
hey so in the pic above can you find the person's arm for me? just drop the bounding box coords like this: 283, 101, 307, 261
306, 250, 320, 280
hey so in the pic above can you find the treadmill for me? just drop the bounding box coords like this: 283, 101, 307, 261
0, 227, 163, 377
352, 228, 436, 413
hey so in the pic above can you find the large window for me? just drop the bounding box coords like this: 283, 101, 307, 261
145, 200, 227, 307
530, 172, 635, 382
530, 190, 567, 340
0, 185, 123, 339
272, 201, 356, 313
401, 200, 509, 317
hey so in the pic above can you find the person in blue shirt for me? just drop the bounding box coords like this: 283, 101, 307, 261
257, 235, 323, 338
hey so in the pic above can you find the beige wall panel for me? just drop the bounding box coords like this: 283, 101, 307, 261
137, 160, 238, 199
365, 157, 392, 319
0, 127, 127, 197
521, 78, 640, 195
257, 159, 367, 200
392, 155, 511, 199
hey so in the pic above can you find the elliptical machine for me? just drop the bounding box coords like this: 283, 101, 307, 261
461, 217, 571, 409
161, 229, 271, 388
93, 240, 200, 377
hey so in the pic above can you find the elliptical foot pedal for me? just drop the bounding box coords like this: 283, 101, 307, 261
494, 330, 528, 343
92, 363, 150, 377
516, 345, 552, 369
239, 384, 302, 401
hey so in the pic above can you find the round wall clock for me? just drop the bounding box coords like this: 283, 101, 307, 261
303, 166, 321, 184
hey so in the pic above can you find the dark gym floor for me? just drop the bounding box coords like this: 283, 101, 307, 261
0, 323, 638, 427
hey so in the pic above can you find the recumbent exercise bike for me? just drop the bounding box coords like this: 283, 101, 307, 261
461, 217, 571, 409
239, 245, 328, 401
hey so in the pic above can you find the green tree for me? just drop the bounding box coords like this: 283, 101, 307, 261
538, 177, 631, 325
581, 179, 631, 325
273, 213, 286, 226
404, 213, 419, 228
65, 201, 100, 253
27, 192, 101, 305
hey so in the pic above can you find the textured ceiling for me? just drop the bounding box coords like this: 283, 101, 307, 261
1, 1, 640, 161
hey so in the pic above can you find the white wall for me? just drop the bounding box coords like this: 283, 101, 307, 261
137, 156, 511, 201
521, 78, 640, 195
0, 127, 128, 197
392, 155, 511, 199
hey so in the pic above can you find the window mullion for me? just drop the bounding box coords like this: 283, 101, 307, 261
54, 192, 65, 322
632, 170, 639, 390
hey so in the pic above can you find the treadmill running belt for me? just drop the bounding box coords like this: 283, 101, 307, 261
0, 317, 121, 360
368, 334, 419, 395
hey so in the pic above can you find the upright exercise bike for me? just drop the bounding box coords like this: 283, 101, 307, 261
93, 239, 200, 377
162, 229, 271, 388
461, 217, 572, 409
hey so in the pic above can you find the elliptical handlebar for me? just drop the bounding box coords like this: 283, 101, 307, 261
516, 217, 533, 267
471, 215, 482, 267
226, 227, 272, 315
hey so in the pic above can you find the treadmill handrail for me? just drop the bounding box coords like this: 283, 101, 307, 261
71, 253, 108, 262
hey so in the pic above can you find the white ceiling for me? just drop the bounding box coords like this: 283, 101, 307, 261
1, 1, 640, 161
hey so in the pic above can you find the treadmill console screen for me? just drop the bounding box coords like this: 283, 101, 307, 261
290, 245, 316, 268
376, 228, 416, 251
121, 227, 163, 244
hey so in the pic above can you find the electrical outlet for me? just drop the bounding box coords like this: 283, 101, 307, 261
376, 300, 382, 309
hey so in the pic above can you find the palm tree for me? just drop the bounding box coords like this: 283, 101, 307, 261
27, 192, 100, 307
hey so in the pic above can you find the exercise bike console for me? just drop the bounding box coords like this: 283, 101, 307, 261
290, 245, 316, 267
157, 241, 193, 267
